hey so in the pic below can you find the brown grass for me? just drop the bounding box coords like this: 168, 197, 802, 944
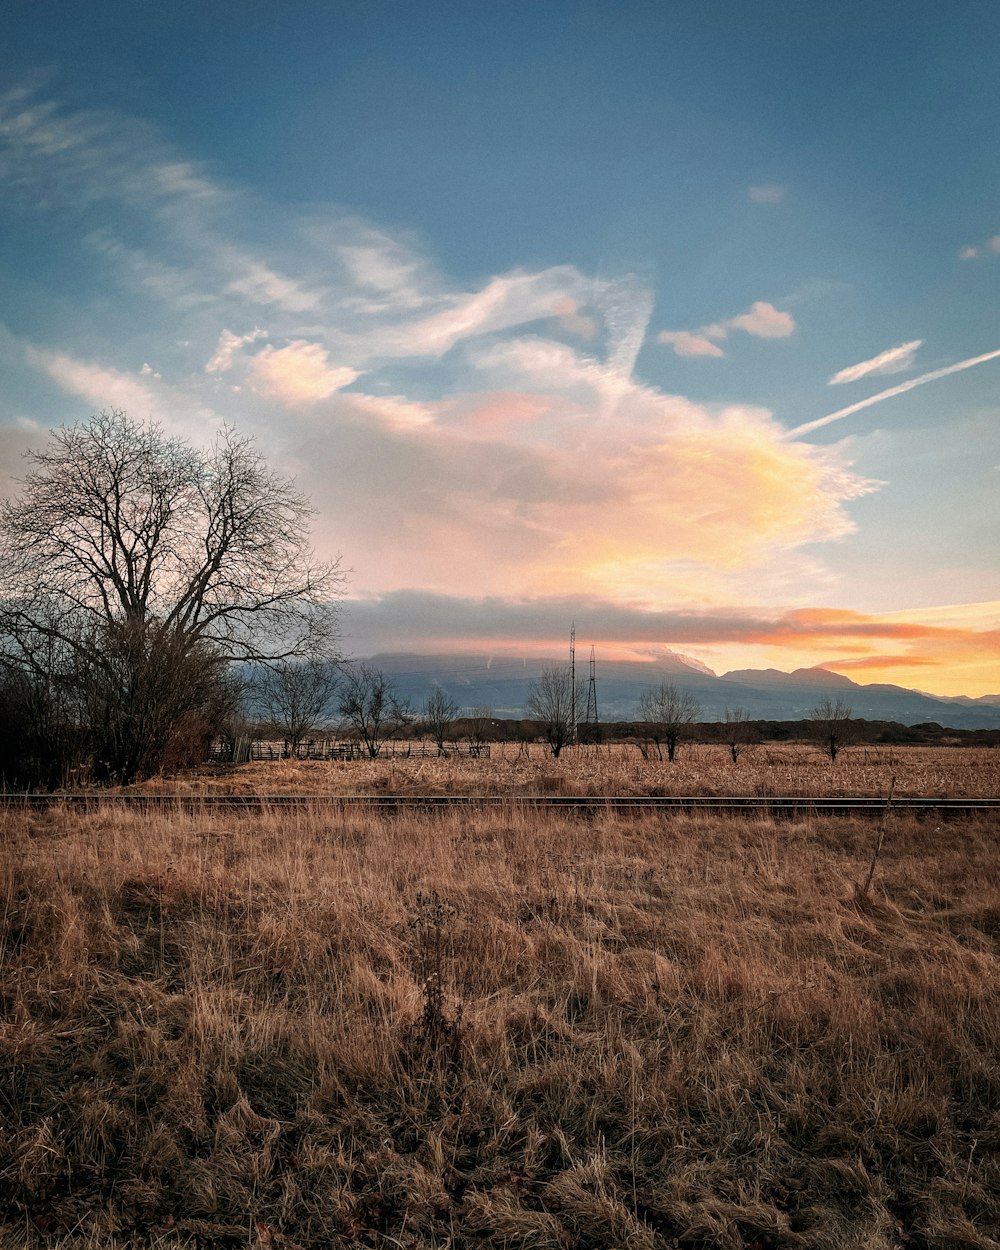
136, 741, 1000, 800
2, 788, 999, 1248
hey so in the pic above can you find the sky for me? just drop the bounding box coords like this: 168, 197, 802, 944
1, 0, 998, 696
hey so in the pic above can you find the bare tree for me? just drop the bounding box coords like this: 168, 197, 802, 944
464, 705, 494, 757
338, 664, 413, 758
256, 658, 339, 757
526, 666, 581, 758
637, 682, 700, 761
422, 688, 459, 756
811, 697, 855, 762
723, 706, 757, 764
0, 409, 341, 783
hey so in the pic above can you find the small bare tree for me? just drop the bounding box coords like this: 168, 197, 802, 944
465, 705, 494, 757
637, 682, 700, 761
526, 666, 580, 758
723, 706, 757, 763
256, 658, 338, 757
338, 664, 413, 758
422, 688, 459, 756
811, 697, 855, 762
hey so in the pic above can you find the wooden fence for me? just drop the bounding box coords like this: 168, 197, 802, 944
211, 737, 491, 763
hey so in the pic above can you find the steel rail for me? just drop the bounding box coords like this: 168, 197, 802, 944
1, 793, 998, 814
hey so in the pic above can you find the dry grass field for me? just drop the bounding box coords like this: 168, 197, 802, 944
2, 759, 999, 1249
137, 741, 1000, 801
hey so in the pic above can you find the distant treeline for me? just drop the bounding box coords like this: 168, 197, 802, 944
446, 716, 1000, 748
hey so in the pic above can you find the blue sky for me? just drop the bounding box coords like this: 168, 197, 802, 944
1, 1, 998, 692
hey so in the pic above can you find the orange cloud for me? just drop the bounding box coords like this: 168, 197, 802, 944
342, 594, 1000, 697
819, 656, 937, 670
657, 330, 725, 358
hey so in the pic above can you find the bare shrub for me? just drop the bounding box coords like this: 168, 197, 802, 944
637, 681, 700, 761
811, 696, 856, 762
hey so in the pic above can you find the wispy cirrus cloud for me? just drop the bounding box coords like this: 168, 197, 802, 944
20, 340, 224, 444
828, 339, 922, 385
791, 346, 1000, 437
657, 300, 794, 359
957, 235, 1000, 261
748, 184, 786, 204
24, 345, 158, 418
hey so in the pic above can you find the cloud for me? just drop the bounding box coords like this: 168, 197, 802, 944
340, 592, 1000, 689
956, 235, 1000, 261
0, 84, 229, 218
84, 230, 212, 309
552, 297, 597, 339
748, 184, 786, 204
224, 258, 323, 313
818, 655, 936, 670
205, 327, 267, 374
382, 267, 596, 358
656, 330, 725, 358
658, 300, 795, 358
727, 301, 795, 339
24, 345, 157, 416
790, 346, 1000, 437
19, 340, 227, 447
345, 393, 436, 431
248, 341, 360, 404
334, 228, 435, 311
281, 363, 875, 610
151, 161, 221, 202
600, 276, 655, 379
828, 339, 922, 385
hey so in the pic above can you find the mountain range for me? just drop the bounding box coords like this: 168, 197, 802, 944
360, 651, 1000, 731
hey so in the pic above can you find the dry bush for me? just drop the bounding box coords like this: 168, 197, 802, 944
1, 801, 999, 1248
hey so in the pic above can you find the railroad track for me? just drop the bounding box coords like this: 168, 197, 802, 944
2, 793, 998, 815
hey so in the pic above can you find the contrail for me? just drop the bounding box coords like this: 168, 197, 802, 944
789, 345, 1000, 437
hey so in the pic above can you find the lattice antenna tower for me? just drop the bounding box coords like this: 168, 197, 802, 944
569, 622, 577, 744
584, 645, 599, 734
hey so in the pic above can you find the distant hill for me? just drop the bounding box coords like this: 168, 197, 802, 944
358, 651, 1000, 730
